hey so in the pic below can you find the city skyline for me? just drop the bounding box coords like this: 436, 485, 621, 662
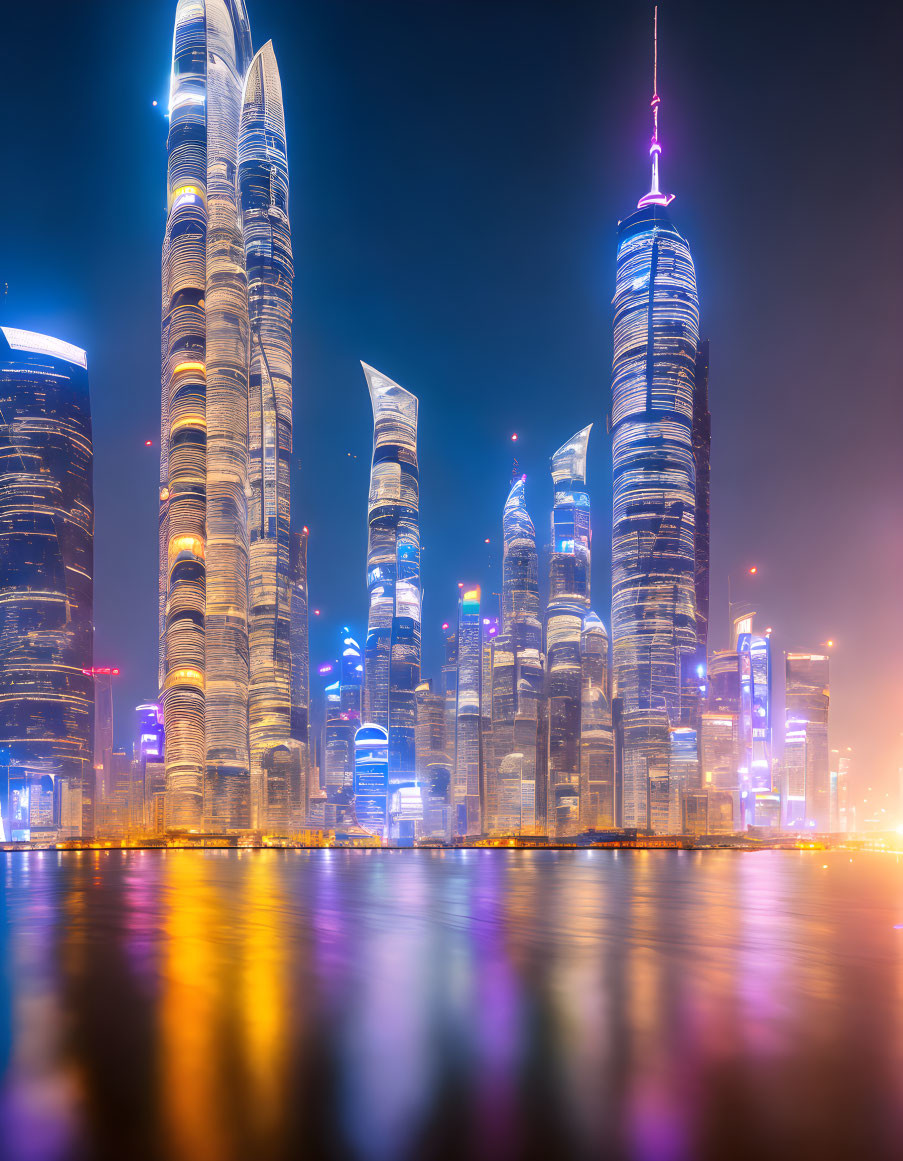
0, 0, 899, 814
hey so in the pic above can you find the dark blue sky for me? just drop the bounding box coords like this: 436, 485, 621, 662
1, 1, 899, 804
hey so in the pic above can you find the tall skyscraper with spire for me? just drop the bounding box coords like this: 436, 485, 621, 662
361, 363, 422, 836
610, 8, 705, 830
159, 0, 294, 831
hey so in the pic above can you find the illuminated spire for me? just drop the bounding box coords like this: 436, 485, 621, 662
637, 5, 675, 210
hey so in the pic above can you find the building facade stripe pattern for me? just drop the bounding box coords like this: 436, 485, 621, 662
610, 24, 703, 831
546, 425, 592, 836
490, 478, 543, 835
361, 363, 421, 830
454, 586, 483, 836
159, 0, 294, 831
0, 329, 93, 841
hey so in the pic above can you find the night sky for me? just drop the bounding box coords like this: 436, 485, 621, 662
1, 1, 899, 807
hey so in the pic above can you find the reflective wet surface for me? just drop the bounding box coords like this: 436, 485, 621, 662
1, 848, 902, 1161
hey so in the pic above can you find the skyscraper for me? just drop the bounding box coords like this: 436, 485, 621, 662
784, 652, 830, 829
241, 41, 295, 828
579, 612, 615, 829
441, 621, 458, 787
159, 0, 293, 833
692, 341, 711, 667
323, 632, 362, 828
490, 478, 544, 834
737, 626, 774, 825
415, 679, 451, 840
92, 667, 117, 806
289, 528, 310, 755
454, 587, 483, 836
0, 327, 93, 841
547, 425, 592, 836
610, 12, 702, 831
361, 363, 422, 835
135, 703, 166, 834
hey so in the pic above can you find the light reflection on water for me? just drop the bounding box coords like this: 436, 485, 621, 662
1, 849, 902, 1161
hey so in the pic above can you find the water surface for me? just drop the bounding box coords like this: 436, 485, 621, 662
2, 849, 902, 1161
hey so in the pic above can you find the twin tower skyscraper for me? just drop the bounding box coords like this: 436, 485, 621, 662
158, 0, 709, 836
159, 0, 298, 829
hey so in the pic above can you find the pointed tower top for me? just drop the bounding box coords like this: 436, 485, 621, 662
551, 423, 593, 486
637, 6, 675, 210
361, 361, 418, 428
241, 42, 285, 134
503, 475, 535, 541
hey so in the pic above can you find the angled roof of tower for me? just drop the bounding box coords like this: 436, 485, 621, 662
241, 40, 285, 137
551, 424, 593, 486
361, 361, 418, 428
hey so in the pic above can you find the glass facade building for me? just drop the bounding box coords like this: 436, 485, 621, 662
240, 40, 295, 827
0, 327, 93, 841
546, 425, 592, 836
454, 587, 483, 836
692, 340, 711, 667
737, 630, 773, 824
490, 478, 543, 835
135, 702, 166, 833
609, 54, 703, 829
361, 363, 421, 836
415, 679, 451, 840
579, 612, 615, 829
353, 723, 389, 841
159, 0, 295, 833
784, 652, 830, 830
289, 528, 310, 748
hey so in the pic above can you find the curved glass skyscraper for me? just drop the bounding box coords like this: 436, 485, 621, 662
240, 41, 294, 823
546, 425, 592, 836
0, 327, 93, 841
159, 0, 293, 831
610, 19, 703, 830
454, 586, 483, 836
361, 363, 421, 829
490, 477, 543, 834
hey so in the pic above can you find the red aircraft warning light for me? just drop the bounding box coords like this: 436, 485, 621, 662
145, 440, 153, 447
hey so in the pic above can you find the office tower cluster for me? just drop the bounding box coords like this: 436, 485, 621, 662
304, 391, 616, 846
0, 3, 845, 846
